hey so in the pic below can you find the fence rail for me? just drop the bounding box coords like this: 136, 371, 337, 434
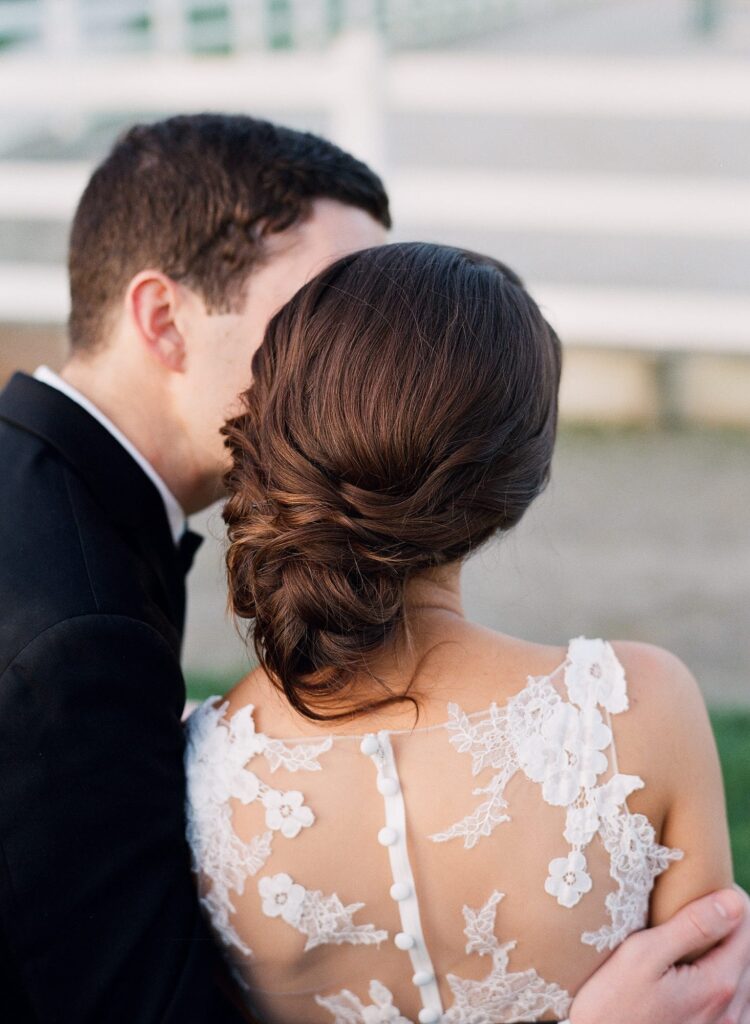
0, 0, 621, 54
1, 32, 749, 354
3, 49, 750, 120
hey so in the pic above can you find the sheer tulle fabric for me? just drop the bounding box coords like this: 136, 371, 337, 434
185, 637, 682, 1024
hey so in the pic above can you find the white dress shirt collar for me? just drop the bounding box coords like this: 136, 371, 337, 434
33, 365, 186, 545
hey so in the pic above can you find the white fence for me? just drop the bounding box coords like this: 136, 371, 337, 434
0, 0, 621, 53
0, 29, 749, 353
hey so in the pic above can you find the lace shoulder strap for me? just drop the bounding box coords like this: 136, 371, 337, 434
562, 634, 633, 799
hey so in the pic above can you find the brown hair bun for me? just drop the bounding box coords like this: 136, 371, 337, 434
222, 242, 561, 720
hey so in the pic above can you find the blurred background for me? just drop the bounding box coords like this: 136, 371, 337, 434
0, 0, 748, 873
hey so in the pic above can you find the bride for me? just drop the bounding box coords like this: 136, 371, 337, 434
184, 242, 733, 1024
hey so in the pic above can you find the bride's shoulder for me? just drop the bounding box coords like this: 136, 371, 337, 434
464, 627, 710, 764
212, 665, 326, 739
219, 665, 287, 725
607, 640, 732, 916
474, 626, 704, 715
607, 638, 706, 719
603, 640, 716, 827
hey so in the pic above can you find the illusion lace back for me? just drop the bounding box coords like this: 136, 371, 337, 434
185, 637, 683, 1024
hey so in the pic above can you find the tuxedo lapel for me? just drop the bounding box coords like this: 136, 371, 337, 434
0, 372, 193, 640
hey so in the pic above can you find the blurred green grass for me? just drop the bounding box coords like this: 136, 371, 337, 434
186, 674, 233, 704
186, 675, 749, 887
711, 709, 750, 890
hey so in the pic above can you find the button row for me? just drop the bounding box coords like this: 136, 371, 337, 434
361, 732, 442, 1023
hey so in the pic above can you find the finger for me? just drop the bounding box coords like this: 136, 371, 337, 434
646, 889, 745, 973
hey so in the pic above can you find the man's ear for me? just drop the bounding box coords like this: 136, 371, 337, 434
126, 271, 187, 372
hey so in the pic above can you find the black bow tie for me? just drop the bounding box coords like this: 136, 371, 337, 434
178, 529, 204, 574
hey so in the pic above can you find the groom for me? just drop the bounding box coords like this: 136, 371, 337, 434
0, 115, 747, 1024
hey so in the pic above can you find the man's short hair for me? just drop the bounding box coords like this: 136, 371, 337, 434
67, 113, 392, 351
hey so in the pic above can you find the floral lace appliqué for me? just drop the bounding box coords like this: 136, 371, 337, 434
316, 980, 412, 1024
429, 678, 561, 848
443, 890, 571, 1023
431, 637, 683, 936
262, 788, 314, 837
316, 892, 569, 1024
184, 698, 332, 954
259, 872, 388, 952
581, 810, 684, 951
565, 636, 628, 714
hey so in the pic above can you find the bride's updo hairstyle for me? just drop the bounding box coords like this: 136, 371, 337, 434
222, 243, 561, 720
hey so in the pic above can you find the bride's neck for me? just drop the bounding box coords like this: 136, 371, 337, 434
402, 563, 465, 622
248, 563, 469, 732
339, 563, 466, 699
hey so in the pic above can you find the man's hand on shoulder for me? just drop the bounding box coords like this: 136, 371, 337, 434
569, 887, 750, 1024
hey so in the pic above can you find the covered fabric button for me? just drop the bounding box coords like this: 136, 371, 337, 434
360, 734, 379, 756
377, 776, 399, 796
394, 931, 415, 950
412, 970, 434, 987
390, 881, 411, 901
378, 826, 398, 846
418, 1009, 441, 1023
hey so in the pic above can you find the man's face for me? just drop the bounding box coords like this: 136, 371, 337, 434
178, 198, 388, 500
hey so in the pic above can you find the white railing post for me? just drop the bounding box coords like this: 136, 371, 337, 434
152, 0, 188, 53
41, 0, 81, 53
329, 28, 387, 175
289, 0, 328, 48
229, 0, 266, 51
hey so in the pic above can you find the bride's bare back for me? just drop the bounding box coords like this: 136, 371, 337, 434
184, 620, 731, 1024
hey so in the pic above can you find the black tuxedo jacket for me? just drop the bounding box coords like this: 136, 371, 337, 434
0, 373, 244, 1023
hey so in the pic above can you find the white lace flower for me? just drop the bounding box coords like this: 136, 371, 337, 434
575, 705, 612, 782
227, 704, 268, 756
259, 872, 305, 924
232, 770, 261, 805
541, 764, 582, 806
565, 637, 628, 713
516, 733, 560, 783
591, 773, 644, 822
564, 801, 600, 846
544, 851, 593, 908
518, 703, 610, 807
517, 687, 558, 731
517, 702, 575, 778
212, 753, 261, 806
262, 789, 314, 838
185, 701, 267, 809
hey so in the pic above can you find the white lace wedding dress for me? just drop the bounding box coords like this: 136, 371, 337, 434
184, 636, 683, 1024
